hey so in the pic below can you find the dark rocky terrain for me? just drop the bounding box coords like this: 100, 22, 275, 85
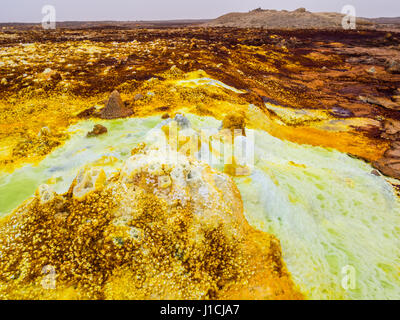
0, 24, 400, 179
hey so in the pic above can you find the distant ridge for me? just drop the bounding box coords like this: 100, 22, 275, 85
206, 8, 374, 29
0, 19, 212, 29
367, 17, 400, 24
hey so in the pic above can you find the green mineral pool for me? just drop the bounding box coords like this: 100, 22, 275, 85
1, 113, 400, 300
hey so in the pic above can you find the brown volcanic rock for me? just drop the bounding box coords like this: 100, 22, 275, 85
386, 59, 400, 74
359, 95, 400, 111
100, 90, 133, 119
373, 158, 400, 179
87, 124, 108, 137
381, 119, 400, 140
384, 147, 400, 158
373, 140, 400, 179
77, 106, 98, 119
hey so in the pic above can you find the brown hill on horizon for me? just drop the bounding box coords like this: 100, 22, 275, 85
206, 8, 374, 29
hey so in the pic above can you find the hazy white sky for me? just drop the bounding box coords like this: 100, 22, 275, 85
0, 0, 399, 22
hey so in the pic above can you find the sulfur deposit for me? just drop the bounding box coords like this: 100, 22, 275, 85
0, 146, 302, 300
1, 25, 400, 300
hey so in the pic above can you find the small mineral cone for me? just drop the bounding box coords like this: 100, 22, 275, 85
100, 90, 133, 119
222, 111, 246, 136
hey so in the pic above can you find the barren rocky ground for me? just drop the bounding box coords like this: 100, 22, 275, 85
1, 25, 400, 179
1, 20, 400, 299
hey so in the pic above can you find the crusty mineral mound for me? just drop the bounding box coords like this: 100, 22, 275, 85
100, 90, 133, 119
0, 147, 302, 300
222, 111, 246, 136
